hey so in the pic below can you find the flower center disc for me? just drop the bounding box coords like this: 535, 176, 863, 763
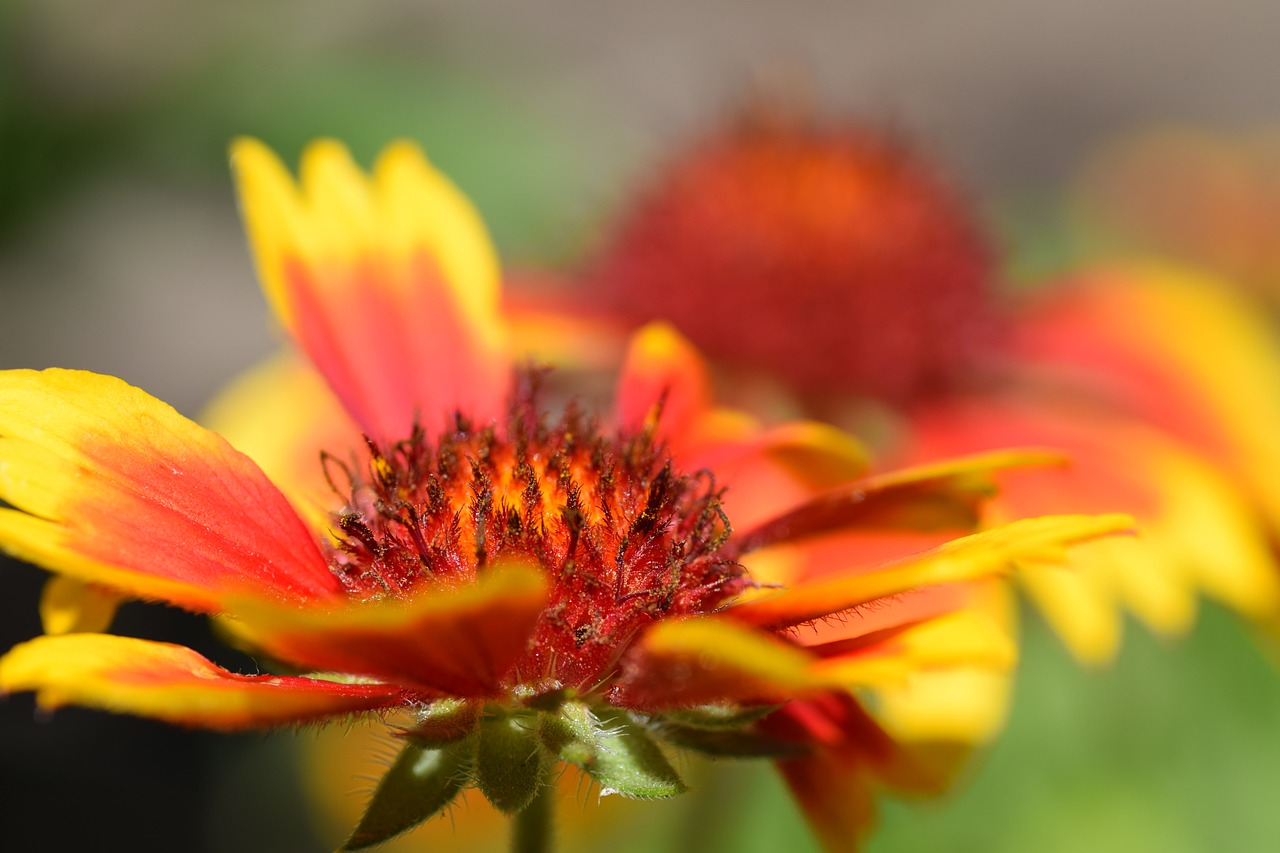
594, 113, 1001, 403
324, 375, 747, 692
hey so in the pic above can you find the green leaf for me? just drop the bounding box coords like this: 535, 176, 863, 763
539, 702, 687, 800
476, 714, 545, 814
342, 737, 474, 850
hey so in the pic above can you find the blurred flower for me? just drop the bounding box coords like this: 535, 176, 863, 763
1070, 125, 1280, 301
0, 138, 1127, 852
588, 110, 1280, 665
594, 108, 999, 405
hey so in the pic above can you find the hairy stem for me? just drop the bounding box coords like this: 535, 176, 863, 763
511, 778, 554, 853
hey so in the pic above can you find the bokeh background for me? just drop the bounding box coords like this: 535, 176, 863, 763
5, 1, 1280, 850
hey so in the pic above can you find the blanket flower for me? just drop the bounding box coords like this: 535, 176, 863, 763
0, 138, 1127, 852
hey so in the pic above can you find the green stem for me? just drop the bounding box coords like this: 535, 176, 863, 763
511, 778, 554, 853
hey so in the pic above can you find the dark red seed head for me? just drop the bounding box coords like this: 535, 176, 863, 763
323, 372, 747, 693
592, 112, 1002, 404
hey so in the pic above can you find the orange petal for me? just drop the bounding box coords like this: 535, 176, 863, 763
0, 369, 341, 612
725, 449, 1064, 558
502, 280, 632, 370
0, 634, 407, 730
613, 322, 712, 438
728, 513, 1133, 631
850, 580, 1017, 744
227, 562, 548, 697
231, 138, 510, 441
680, 418, 871, 533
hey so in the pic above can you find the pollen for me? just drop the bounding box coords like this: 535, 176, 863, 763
322, 372, 748, 692
592, 111, 1002, 404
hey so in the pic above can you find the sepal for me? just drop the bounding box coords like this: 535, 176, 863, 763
476, 712, 546, 814
343, 736, 475, 850
538, 701, 687, 799
399, 699, 480, 747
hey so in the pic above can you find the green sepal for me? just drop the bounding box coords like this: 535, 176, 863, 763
342, 736, 475, 850
539, 701, 687, 799
655, 721, 809, 759
400, 698, 481, 747
665, 704, 782, 730
476, 713, 545, 814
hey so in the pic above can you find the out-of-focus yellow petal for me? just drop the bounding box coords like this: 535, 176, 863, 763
39, 576, 122, 635
873, 666, 1012, 744
617, 617, 839, 708
1017, 261, 1280, 535
230, 138, 510, 441
200, 352, 360, 525
373, 141, 502, 349
226, 562, 548, 698
0, 634, 406, 730
909, 393, 1280, 662
730, 513, 1133, 631
620, 601, 1016, 710
0, 369, 341, 612
727, 448, 1069, 560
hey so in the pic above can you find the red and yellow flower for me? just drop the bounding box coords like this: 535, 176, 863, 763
0, 138, 1126, 851
586, 110, 1280, 666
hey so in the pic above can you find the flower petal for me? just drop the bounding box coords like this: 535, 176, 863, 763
226, 561, 548, 697
765, 694, 965, 853
860, 580, 1016, 744
231, 138, 510, 441
0, 369, 341, 612
616, 617, 839, 708
0, 634, 407, 730
727, 513, 1133, 631
908, 394, 1280, 662
724, 449, 1064, 558
613, 322, 712, 438
1014, 261, 1280, 532
39, 576, 122, 635
201, 352, 362, 524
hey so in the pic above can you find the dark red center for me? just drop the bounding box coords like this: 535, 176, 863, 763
593, 115, 1002, 404
322, 373, 748, 692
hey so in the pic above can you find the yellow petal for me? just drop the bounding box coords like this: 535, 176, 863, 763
730, 513, 1134, 630
0, 634, 406, 730
618, 617, 839, 708
0, 369, 340, 612
230, 138, 510, 440
39, 575, 122, 635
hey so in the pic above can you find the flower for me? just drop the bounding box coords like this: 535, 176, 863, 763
587, 110, 1280, 665
0, 138, 1127, 852
1069, 125, 1280, 301
593, 109, 999, 405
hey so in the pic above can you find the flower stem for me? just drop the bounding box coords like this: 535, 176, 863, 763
511, 779, 554, 853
